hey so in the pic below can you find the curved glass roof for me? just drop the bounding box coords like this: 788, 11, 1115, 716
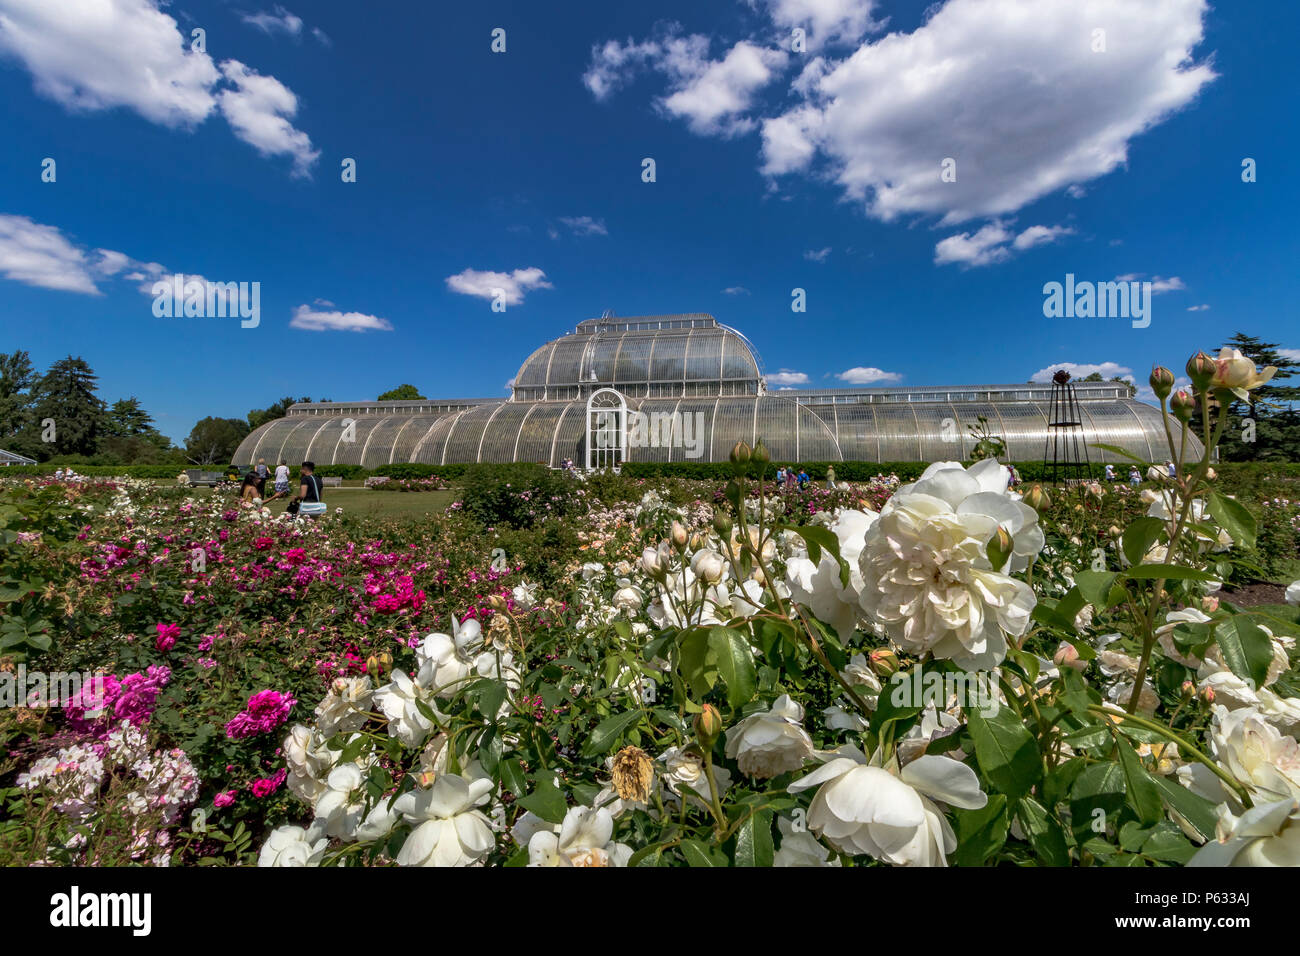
230, 312, 1197, 468
512, 313, 763, 400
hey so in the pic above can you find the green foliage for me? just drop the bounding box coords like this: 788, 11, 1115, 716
458, 463, 579, 529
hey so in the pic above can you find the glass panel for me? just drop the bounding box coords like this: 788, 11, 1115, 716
615, 335, 653, 386
650, 333, 688, 383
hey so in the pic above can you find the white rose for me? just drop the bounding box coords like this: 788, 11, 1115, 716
527, 805, 632, 867
1189, 799, 1300, 867
314, 764, 367, 840
858, 491, 1035, 670
1287, 581, 1300, 607
314, 675, 373, 737
258, 823, 328, 867
788, 746, 987, 867
660, 746, 731, 808
774, 814, 841, 867
374, 670, 443, 748
724, 695, 815, 779
392, 774, 496, 867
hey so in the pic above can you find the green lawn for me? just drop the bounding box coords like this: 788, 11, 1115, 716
1244, 604, 1300, 639
319, 486, 458, 519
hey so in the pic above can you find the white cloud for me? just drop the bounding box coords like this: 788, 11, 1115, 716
933, 222, 1012, 267
217, 60, 319, 176
0, 214, 102, 294
584, 33, 787, 136
1186, 303, 1210, 312
935, 222, 1071, 267
557, 216, 608, 236
1013, 224, 1075, 251
1029, 361, 1135, 386
240, 6, 303, 38
803, 246, 831, 262
0, 0, 219, 125
767, 369, 811, 385
837, 366, 901, 384
444, 267, 553, 306
756, 0, 1214, 223
311, 27, 332, 47
289, 305, 393, 332
757, 0, 886, 51
1277, 349, 1300, 364
721, 286, 751, 295
0, 0, 317, 173
1114, 273, 1185, 293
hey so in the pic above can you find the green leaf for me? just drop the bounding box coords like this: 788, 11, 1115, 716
1116, 737, 1164, 825
1207, 490, 1257, 551
678, 627, 717, 698
1149, 774, 1219, 843
1014, 796, 1071, 866
967, 706, 1041, 799
1069, 762, 1126, 842
1141, 821, 1197, 864
708, 627, 757, 709
580, 709, 642, 758
1122, 517, 1166, 568
781, 523, 850, 589
1074, 571, 1119, 609
680, 838, 725, 867
499, 758, 527, 797
733, 810, 775, 867
1214, 616, 1274, 689
516, 774, 567, 824
950, 794, 1009, 866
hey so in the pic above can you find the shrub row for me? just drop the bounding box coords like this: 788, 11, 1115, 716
5, 459, 1298, 485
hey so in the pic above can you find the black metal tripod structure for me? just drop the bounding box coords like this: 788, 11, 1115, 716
1042, 370, 1092, 484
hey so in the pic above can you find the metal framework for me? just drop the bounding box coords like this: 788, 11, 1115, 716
1043, 370, 1093, 483
233, 313, 1194, 468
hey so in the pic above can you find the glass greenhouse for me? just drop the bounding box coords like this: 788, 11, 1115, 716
232, 313, 1192, 468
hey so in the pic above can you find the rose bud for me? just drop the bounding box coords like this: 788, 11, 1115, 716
671, 521, 689, 550
751, 440, 771, 465
1186, 351, 1216, 391
1149, 366, 1176, 401
1053, 642, 1088, 673
1023, 483, 1051, 511
1201, 595, 1220, 613
869, 647, 900, 677
693, 704, 724, 746
1201, 685, 1216, 704
730, 441, 752, 465
1170, 389, 1196, 423
1181, 680, 1196, 700
712, 510, 733, 536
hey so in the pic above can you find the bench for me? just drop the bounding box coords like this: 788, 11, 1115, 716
184, 469, 224, 487
321, 476, 343, 487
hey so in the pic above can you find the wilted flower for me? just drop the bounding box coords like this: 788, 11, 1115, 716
610, 746, 655, 803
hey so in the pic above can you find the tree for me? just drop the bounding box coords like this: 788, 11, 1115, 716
0, 351, 39, 456
248, 396, 313, 431
1205, 334, 1300, 462
30, 356, 107, 459
185, 417, 250, 465
377, 384, 425, 401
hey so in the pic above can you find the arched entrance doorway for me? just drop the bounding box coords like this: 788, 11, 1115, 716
586, 388, 627, 471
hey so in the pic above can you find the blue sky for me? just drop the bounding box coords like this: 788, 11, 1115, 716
0, 0, 1296, 443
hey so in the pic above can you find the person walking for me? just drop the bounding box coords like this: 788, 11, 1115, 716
776, 466, 786, 486
266, 460, 291, 502
254, 458, 270, 497
797, 468, 809, 488
290, 461, 327, 518
1104, 463, 1116, 482
825, 465, 836, 490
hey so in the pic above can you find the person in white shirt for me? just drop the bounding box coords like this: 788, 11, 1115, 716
266, 460, 291, 502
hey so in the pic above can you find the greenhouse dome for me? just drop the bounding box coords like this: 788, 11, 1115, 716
232, 312, 1193, 468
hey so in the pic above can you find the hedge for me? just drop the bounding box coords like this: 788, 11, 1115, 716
5, 460, 1298, 485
